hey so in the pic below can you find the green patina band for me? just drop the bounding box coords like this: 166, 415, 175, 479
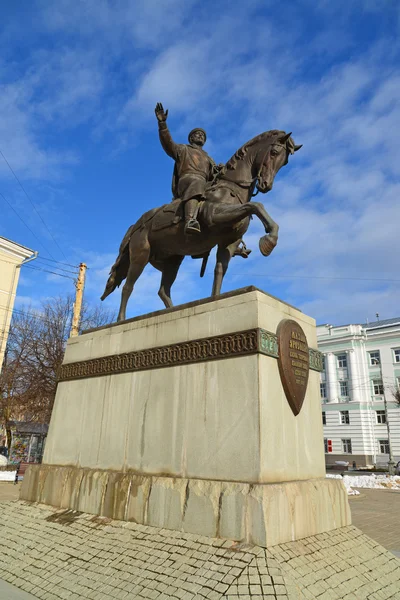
259, 328, 323, 372
309, 348, 324, 372
258, 328, 279, 358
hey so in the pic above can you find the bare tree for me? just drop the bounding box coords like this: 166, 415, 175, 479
0, 311, 38, 447
0, 296, 115, 445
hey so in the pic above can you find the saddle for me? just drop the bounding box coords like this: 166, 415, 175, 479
152, 199, 184, 232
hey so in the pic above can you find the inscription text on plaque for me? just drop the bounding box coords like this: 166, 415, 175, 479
277, 319, 310, 416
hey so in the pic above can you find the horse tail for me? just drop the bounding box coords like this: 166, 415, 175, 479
100, 228, 133, 301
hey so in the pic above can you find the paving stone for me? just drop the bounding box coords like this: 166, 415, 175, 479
261, 584, 275, 595
1, 502, 400, 599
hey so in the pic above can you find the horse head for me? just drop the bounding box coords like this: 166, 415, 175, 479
254, 131, 302, 193
222, 130, 301, 196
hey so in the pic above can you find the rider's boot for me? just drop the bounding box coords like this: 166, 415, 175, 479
233, 240, 252, 259
184, 199, 201, 235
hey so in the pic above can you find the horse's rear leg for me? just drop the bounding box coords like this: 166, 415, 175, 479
117, 232, 150, 322
212, 242, 238, 297
158, 256, 184, 309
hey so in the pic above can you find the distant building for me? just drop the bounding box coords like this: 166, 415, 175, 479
0, 236, 37, 374
317, 318, 400, 467
6, 421, 48, 464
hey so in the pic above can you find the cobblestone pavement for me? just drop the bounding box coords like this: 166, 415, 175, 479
0, 578, 38, 599
0, 500, 399, 600
269, 527, 400, 600
349, 489, 400, 554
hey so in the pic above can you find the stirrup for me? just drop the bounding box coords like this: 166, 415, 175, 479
237, 247, 252, 258
234, 242, 252, 259
184, 218, 201, 235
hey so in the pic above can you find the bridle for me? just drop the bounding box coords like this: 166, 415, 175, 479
254, 141, 289, 195
213, 140, 289, 200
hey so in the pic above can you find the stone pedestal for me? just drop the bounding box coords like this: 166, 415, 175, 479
21, 286, 350, 546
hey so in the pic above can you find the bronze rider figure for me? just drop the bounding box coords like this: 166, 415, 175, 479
155, 102, 221, 235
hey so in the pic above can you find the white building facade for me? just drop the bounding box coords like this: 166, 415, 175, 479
317, 318, 400, 467
0, 237, 36, 374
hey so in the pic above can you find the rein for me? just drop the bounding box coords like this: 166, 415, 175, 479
212, 139, 282, 200
220, 175, 260, 197
210, 178, 258, 204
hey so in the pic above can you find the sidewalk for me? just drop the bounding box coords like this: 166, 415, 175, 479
0, 486, 38, 598
349, 488, 400, 557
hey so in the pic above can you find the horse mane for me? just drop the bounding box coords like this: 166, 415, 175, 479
225, 129, 285, 171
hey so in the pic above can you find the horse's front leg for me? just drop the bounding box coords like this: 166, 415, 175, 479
249, 201, 279, 256
250, 201, 279, 238
210, 202, 279, 256
212, 242, 238, 297
209, 203, 252, 226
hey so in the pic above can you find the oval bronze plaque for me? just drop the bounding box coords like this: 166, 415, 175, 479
277, 319, 309, 416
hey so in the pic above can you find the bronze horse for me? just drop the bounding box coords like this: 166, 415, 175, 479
101, 130, 301, 321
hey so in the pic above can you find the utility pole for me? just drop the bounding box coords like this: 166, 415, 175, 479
372, 357, 395, 475
70, 263, 87, 338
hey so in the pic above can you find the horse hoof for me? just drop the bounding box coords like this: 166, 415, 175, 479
259, 235, 277, 257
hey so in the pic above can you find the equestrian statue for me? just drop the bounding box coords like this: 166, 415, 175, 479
101, 103, 302, 321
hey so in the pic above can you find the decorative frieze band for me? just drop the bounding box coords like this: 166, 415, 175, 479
58, 328, 323, 382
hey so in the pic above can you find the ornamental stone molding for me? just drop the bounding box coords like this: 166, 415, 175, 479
58, 327, 323, 383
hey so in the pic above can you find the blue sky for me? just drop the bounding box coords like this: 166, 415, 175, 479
1, 0, 399, 325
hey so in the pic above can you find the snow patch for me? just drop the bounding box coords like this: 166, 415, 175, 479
327, 473, 400, 495
0, 471, 17, 482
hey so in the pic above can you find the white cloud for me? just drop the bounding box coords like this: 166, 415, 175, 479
39, 0, 198, 49
0, 58, 80, 180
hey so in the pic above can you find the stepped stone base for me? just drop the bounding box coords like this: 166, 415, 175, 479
22, 287, 352, 548
21, 465, 350, 548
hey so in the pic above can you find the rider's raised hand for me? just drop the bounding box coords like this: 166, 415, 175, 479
155, 102, 168, 122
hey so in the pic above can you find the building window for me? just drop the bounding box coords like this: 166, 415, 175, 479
378, 440, 390, 454
393, 349, 400, 363
339, 381, 349, 397
337, 353, 347, 368
342, 439, 352, 453
340, 410, 350, 424
322, 411, 326, 425
373, 380, 384, 396
324, 439, 332, 453
320, 383, 327, 399
376, 410, 386, 424
322, 356, 326, 371
369, 351, 380, 365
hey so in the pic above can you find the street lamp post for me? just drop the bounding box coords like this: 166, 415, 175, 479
372, 358, 395, 475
